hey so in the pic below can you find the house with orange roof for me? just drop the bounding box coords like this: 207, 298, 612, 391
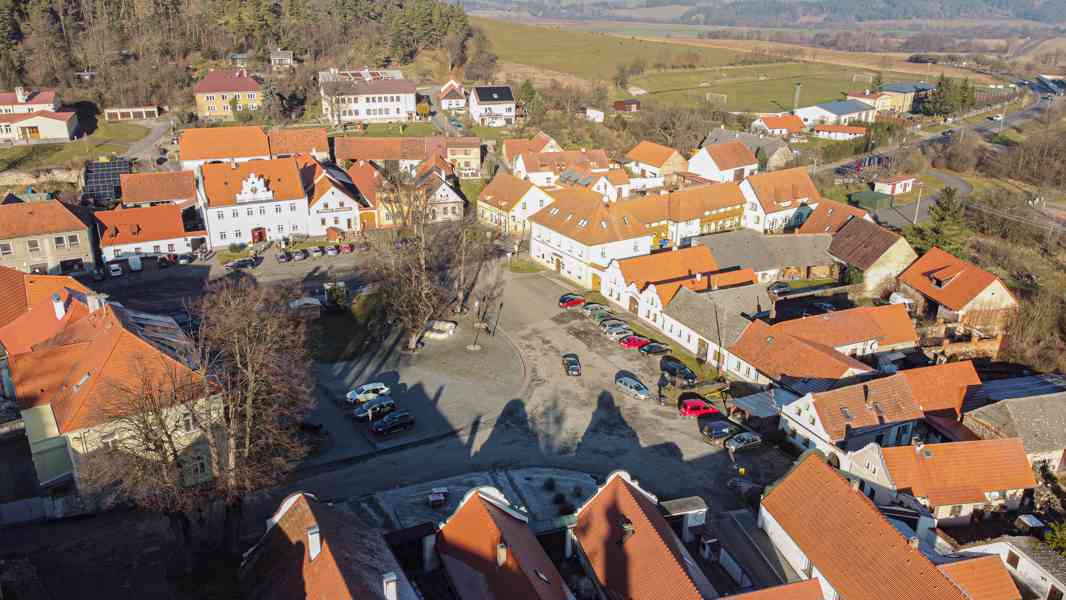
796, 199, 870, 235
119, 171, 197, 208
513, 149, 610, 188
413, 156, 464, 223
198, 158, 309, 248
601, 245, 719, 312
960, 536, 1062, 600
751, 114, 806, 137
899, 247, 1018, 334
846, 438, 1036, 529
558, 168, 632, 202
0, 266, 90, 331
0, 86, 61, 113
501, 131, 561, 168
267, 127, 329, 160
569, 471, 719, 600
435, 487, 575, 600
759, 453, 1020, 600
771, 304, 919, 356
193, 70, 261, 120
726, 580, 825, 600
439, 79, 466, 111
740, 167, 821, 233
298, 156, 373, 237
778, 361, 981, 457
0, 200, 95, 275
658, 282, 770, 367
178, 125, 270, 170
477, 172, 554, 235
873, 174, 917, 196
624, 140, 686, 188
240, 492, 419, 600
528, 187, 652, 288
620, 183, 746, 247
345, 160, 393, 230
687, 140, 758, 184
333, 136, 480, 178
95, 204, 207, 261
5, 291, 201, 493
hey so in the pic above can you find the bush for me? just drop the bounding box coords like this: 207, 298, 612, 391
228, 243, 246, 253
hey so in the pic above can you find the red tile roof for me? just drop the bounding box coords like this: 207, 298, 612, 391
10, 303, 199, 433
0, 267, 90, 329
479, 172, 537, 213
96, 204, 202, 247
756, 115, 805, 134
201, 158, 305, 208
193, 70, 261, 94
518, 149, 610, 174
727, 580, 824, 600
730, 319, 873, 391
625, 141, 681, 168
267, 127, 329, 156
744, 167, 821, 215
797, 199, 868, 234
346, 161, 384, 207
703, 140, 758, 171
0, 284, 89, 354
770, 304, 918, 349
898, 360, 980, 416
0, 110, 76, 124
0, 88, 57, 106
574, 473, 716, 600
527, 187, 647, 247
333, 137, 450, 162
938, 556, 1021, 600
120, 171, 197, 205
881, 439, 1037, 507
899, 247, 1012, 311
241, 492, 415, 600
0, 200, 87, 239
814, 124, 867, 136
616, 246, 719, 305
178, 126, 270, 161
438, 491, 572, 600
761, 454, 971, 600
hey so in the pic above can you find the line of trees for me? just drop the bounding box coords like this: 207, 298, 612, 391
922, 74, 979, 117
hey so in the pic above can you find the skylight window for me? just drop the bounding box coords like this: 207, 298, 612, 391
577, 219, 588, 227
600, 221, 608, 229
841, 407, 852, 421
549, 207, 559, 215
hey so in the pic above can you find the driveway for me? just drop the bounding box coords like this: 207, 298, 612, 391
125, 118, 174, 168
873, 169, 974, 229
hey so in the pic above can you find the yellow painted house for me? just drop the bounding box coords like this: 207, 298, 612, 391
193, 70, 262, 120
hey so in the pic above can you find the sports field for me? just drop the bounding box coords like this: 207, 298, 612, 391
629, 62, 916, 112
472, 17, 746, 82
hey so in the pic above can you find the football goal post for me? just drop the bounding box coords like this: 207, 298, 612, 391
705, 92, 728, 107
851, 73, 875, 84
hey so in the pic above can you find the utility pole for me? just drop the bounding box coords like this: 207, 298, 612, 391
913, 182, 924, 225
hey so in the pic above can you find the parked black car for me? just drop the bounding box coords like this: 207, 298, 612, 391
353, 396, 396, 421
660, 355, 698, 386
370, 411, 415, 436
699, 419, 742, 446
639, 342, 671, 356
562, 353, 582, 376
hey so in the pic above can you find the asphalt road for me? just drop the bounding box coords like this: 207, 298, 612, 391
872, 169, 973, 229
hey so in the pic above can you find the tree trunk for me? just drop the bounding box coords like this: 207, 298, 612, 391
222, 496, 244, 558
407, 329, 420, 351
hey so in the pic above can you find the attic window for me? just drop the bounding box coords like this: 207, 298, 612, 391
549, 207, 560, 215
871, 402, 884, 416
307, 525, 321, 561
600, 221, 608, 229
765, 336, 774, 344
622, 216, 630, 225
840, 407, 852, 421
578, 219, 588, 228
565, 213, 573, 221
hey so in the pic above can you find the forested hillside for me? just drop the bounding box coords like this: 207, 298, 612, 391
0, 0, 470, 108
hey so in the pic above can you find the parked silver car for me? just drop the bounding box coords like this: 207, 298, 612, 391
615, 375, 650, 401
606, 327, 634, 341
345, 382, 391, 404
725, 431, 763, 452
599, 319, 627, 332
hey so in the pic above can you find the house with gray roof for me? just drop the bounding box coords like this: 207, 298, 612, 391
961, 535, 1066, 600
659, 283, 772, 368
794, 100, 877, 127
962, 378, 1066, 472
694, 229, 836, 283
827, 217, 917, 296
701, 128, 793, 171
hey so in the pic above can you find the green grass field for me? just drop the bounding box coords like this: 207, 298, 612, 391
629, 62, 916, 112
472, 16, 746, 81
0, 120, 148, 170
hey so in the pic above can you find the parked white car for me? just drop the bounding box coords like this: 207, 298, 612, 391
345, 382, 391, 404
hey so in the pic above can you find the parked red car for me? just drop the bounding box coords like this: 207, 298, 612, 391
679, 399, 720, 418
339, 243, 354, 254
618, 335, 651, 350
558, 294, 586, 309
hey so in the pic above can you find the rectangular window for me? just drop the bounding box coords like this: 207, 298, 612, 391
321, 218, 326, 226
290, 203, 296, 212
152, 245, 161, 253
233, 230, 242, 238
276, 224, 284, 232
27, 240, 40, 253
167, 243, 175, 252
248, 92, 257, 99
220, 231, 227, 240
259, 206, 266, 215
275, 205, 282, 214
246, 208, 253, 216
0, 243, 11, 256
232, 209, 239, 218
180, 412, 194, 433
53, 236, 66, 249
949, 504, 963, 517
1006, 551, 1020, 569
67, 234, 79, 248
217, 211, 224, 220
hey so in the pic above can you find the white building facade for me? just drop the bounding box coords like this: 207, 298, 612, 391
468, 86, 516, 127
199, 170, 310, 249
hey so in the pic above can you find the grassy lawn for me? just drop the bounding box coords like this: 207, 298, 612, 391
472, 16, 745, 81
786, 278, 836, 290
891, 172, 947, 205
508, 258, 542, 273
313, 293, 386, 362
460, 178, 486, 203
470, 126, 511, 141
338, 121, 438, 138
214, 247, 249, 264
0, 120, 148, 170
630, 62, 917, 112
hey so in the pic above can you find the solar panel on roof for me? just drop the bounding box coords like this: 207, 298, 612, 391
83, 158, 132, 203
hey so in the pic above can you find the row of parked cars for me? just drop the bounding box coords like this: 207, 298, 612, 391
342, 382, 415, 436
277, 242, 363, 263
